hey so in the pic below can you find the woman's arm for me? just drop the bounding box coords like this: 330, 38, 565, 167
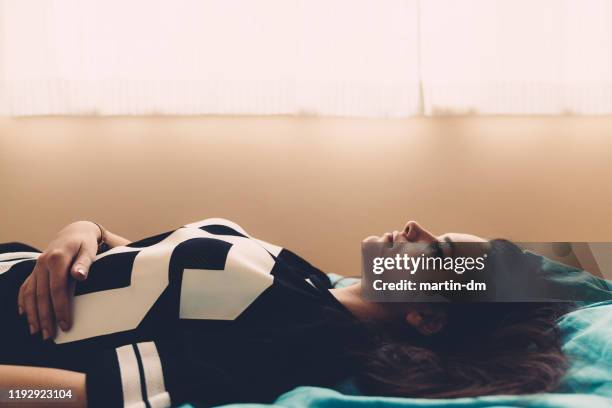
102, 229, 130, 248
0, 365, 86, 407
18, 221, 130, 339
96, 223, 131, 249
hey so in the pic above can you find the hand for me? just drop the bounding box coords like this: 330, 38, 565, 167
18, 221, 100, 340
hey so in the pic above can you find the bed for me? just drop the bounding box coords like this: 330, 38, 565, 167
184, 254, 612, 408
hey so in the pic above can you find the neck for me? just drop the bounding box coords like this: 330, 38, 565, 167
330, 280, 394, 322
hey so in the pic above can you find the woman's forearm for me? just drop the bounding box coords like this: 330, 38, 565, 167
0, 365, 86, 407
71, 221, 130, 248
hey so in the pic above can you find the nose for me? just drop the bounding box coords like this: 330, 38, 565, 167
403, 221, 436, 243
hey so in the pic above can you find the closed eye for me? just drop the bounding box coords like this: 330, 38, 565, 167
444, 236, 456, 258
427, 238, 455, 259
427, 241, 444, 258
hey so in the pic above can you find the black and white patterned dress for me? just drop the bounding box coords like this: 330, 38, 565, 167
0, 218, 360, 408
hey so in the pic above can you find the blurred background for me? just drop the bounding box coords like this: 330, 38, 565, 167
1, 1, 611, 276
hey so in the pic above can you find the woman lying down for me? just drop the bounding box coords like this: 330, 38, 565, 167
0, 218, 573, 408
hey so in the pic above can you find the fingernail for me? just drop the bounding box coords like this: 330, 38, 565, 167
59, 320, 69, 331
29, 324, 36, 334
18, 305, 23, 315
42, 328, 50, 340
76, 267, 87, 278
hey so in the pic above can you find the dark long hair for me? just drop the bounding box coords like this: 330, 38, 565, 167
354, 240, 574, 398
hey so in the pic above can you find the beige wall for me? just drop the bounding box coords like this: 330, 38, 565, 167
1, 116, 612, 276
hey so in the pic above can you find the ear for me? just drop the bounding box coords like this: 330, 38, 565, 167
405, 310, 423, 327
405, 310, 446, 336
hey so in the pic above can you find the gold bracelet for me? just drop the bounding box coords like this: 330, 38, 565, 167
90, 221, 106, 247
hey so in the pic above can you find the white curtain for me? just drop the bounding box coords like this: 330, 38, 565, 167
420, 0, 612, 115
1, 0, 611, 117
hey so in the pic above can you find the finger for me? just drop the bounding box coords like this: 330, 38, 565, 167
70, 241, 96, 281
54, 279, 77, 332
22, 273, 40, 335
35, 263, 55, 340
68, 278, 77, 326
48, 250, 73, 331
18, 276, 29, 315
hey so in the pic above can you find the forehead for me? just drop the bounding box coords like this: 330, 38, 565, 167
438, 232, 490, 257
438, 232, 487, 243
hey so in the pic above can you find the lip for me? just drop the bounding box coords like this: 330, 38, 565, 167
393, 231, 409, 243
364, 231, 408, 244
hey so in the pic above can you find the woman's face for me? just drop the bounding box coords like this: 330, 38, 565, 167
362, 221, 491, 335
362, 220, 490, 259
